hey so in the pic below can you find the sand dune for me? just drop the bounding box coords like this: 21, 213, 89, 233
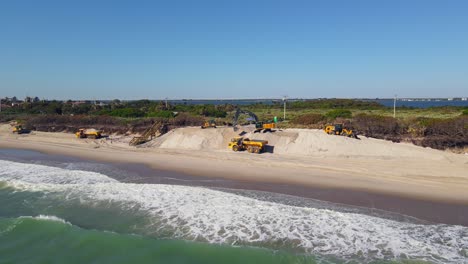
149, 126, 458, 161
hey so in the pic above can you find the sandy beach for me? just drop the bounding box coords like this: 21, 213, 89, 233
1, 123, 467, 204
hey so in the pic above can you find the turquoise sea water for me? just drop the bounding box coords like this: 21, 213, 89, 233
0, 159, 466, 264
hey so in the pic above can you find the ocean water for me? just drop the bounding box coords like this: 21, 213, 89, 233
0, 159, 467, 264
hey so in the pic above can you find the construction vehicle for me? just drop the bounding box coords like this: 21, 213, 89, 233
255, 121, 276, 133
75, 128, 102, 139
201, 119, 217, 129
324, 124, 358, 139
12, 125, 25, 134
232, 108, 276, 133
228, 137, 268, 154
129, 121, 169, 146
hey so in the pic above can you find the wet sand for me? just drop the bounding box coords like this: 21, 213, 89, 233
2, 148, 467, 226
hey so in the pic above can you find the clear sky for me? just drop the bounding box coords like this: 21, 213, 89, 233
1, 0, 467, 100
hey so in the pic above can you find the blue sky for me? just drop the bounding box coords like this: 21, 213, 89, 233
1, 0, 467, 100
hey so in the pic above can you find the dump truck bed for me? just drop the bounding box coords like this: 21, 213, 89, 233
243, 139, 268, 146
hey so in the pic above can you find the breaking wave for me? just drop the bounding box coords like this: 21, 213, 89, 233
0, 160, 467, 263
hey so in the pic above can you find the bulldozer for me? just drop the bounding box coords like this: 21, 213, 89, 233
228, 137, 268, 154
201, 119, 217, 129
12, 125, 25, 134
75, 128, 102, 139
324, 124, 358, 139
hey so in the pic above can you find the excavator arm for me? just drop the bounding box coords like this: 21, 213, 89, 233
232, 108, 259, 131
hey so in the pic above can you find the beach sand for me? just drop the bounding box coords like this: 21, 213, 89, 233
1, 123, 468, 224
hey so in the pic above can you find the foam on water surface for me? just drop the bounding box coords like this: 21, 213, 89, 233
0, 160, 467, 263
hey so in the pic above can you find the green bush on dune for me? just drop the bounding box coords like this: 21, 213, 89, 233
325, 109, 352, 119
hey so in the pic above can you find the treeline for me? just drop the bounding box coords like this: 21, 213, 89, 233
1, 99, 232, 119
21, 114, 205, 134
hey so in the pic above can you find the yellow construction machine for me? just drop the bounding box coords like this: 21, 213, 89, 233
324, 124, 358, 139
254, 121, 276, 133
228, 137, 268, 154
129, 121, 169, 146
12, 125, 25, 134
232, 108, 277, 133
201, 119, 217, 129
75, 128, 102, 139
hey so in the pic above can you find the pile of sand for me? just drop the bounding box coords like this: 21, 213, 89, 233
149, 127, 239, 150
147, 126, 452, 160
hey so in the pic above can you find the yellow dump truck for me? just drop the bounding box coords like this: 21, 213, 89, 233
228, 137, 268, 154
75, 128, 102, 139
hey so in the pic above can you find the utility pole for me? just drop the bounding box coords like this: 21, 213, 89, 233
165, 97, 168, 109
393, 94, 397, 118
282, 96, 288, 120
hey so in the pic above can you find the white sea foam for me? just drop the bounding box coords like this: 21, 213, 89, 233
1, 159, 467, 263
0, 160, 117, 185
19, 215, 72, 225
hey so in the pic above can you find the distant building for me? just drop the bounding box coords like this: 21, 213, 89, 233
72, 101, 86, 107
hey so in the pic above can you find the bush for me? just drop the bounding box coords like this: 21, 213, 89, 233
289, 99, 384, 110
109, 108, 145, 118
351, 114, 403, 141
291, 113, 325, 125
325, 109, 352, 119
147, 111, 174, 118
170, 113, 204, 126
462, 109, 468, 115
200, 105, 227, 118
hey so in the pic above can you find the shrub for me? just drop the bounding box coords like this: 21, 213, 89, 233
147, 111, 174, 118
462, 109, 468, 115
351, 114, 403, 141
291, 113, 325, 125
289, 99, 384, 110
325, 109, 352, 119
200, 105, 227, 118
109, 108, 145, 118
170, 113, 204, 126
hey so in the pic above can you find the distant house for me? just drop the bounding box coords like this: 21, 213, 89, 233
72, 101, 86, 107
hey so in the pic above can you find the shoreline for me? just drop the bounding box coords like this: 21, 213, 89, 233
1, 124, 467, 226
1, 145, 468, 226
1, 138, 468, 204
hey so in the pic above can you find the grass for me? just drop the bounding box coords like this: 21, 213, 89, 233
249, 107, 464, 121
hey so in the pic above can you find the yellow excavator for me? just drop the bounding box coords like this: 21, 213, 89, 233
75, 128, 102, 139
324, 124, 358, 139
228, 137, 268, 154
255, 121, 276, 133
232, 108, 276, 133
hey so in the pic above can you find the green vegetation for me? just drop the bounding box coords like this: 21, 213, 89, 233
1, 98, 466, 150
325, 109, 352, 119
